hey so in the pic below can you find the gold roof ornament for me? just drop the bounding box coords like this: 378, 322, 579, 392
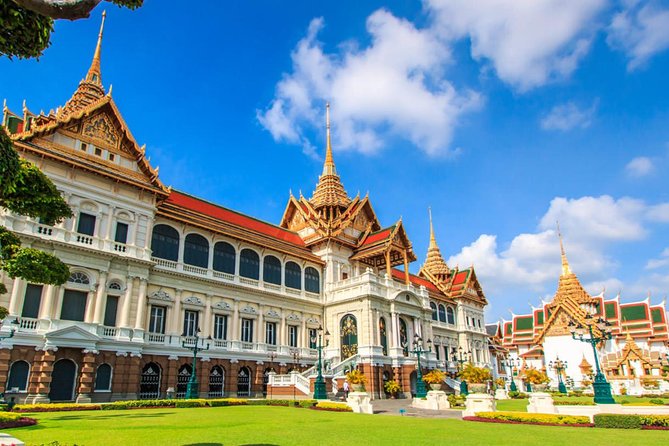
420, 207, 450, 280
557, 221, 571, 275
59, 11, 107, 118
310, 103, 351, 210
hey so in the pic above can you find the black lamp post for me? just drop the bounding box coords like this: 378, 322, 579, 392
549, 356, 568, 394
313, 325, 330, 400
410, 334, 431, 398
181, 328, 210, 399
267, 351, 277, 400
454, 346, 471, 395
569, 315, 615, 404
501, 357, 518, 392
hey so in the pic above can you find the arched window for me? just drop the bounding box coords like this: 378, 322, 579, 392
151, 224, 180, 261
447, 307, 455, 325
94, 363, 112, 391
263, 256, 281, 285
430, 302, 438, 321
237, 366, 251, 397
438, 304, 446, 323
68, 271, 90, 284
285, 261, 301, 290
379, 317, 388, 356
239, 249, 260, 280
139, 362, 161, 400
184, 233, 209, 268
399, 318, 408, 357
340, 314, 358, 359
305, 267, 320, 293
7, 360, 29, 392
108, 281, 122, 291
176, 364, 192, 398
208, 366, 225, 398
213, 241, 236, 274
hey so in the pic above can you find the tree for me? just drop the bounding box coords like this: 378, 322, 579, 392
1, 0, 143, 59
0, 128, 72, 303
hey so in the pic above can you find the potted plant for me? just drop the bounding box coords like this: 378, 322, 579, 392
458, 363, 492, 393
524, 368, 550, 391
422, 369, 446, 390
384, 379, 401, 398
346, 369, 367, 392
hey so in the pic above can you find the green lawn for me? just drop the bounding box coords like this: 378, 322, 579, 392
5, 406, 667, 446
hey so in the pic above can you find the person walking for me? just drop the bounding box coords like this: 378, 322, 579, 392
343, 380, 350, 400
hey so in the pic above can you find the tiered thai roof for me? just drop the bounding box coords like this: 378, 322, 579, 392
419, 209, 450, 280
3, 12, 165, 196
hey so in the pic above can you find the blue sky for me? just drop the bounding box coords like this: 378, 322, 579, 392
2, 1, 669, 322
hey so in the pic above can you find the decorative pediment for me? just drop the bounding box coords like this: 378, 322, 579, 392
82, 112, 119, 149
149, 290, 173, 302
286, 313, 301, 321
212, 301, 232, 311
240, 305, 257, 315
265, 309, 281, 319
306, 317, 321, 325
183, 296, 204, 307
46, 324, 100, 342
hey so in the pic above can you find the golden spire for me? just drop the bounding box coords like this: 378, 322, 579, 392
557, 221, 571, 275
86, 10, 106, 85
59, 11, 107, 118
421, 207, 450, 279
310, 103, 350, 209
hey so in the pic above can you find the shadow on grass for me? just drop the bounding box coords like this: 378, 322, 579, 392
50, 412, 169, 421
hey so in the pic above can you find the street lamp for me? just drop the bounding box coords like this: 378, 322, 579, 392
267, 351, 277, 400
313, 325, 330, 400
501, 357, 518, 392
569, 315, 615, 404
549, 356, 568, 394
181, 327, 210, 399
411, 334, 431, 398
454, 346, 471, 395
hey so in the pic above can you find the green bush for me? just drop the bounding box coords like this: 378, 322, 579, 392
640, 415, 669, 427
14, 403, 102, 412
207, 398, 248, 407
508, 391, 528, 399
553, 400, 596, 406
175, 399, 207, 408
0, 412, 22, 422
447, 394, 465, 407
299, 400, 317, 408
649, 398, 665, 405
475, 411, 590, 425
593, 414, 642, 429
101, 400, 175, 410
314, 402, 352, 412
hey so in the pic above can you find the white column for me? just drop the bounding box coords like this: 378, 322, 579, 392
231, 300, 240, 341
133, 279, 148, 330
301, 317, 307, 348
119, 277, 135, 328
171, 289, 183, 335
143, 215, 153, 250
203, 296, 212, 337
7, 278, 25, 316
105, 207, 116, 240
54, 286, 66, 319
92, 272, 108, 324
38, 285, 56, 319
390, 312, 398, 348
257, 306, 264, 345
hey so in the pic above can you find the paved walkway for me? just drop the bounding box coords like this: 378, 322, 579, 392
369, 398, 463, 419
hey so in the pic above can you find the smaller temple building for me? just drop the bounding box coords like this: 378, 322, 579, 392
489, 235, 669, 396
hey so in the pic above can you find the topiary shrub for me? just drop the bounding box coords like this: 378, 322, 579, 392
640, 415, 669, 427
313, 402, 353, 412
175, 399, 207, 408
593, 414, 642, 429
299, 400, 317, 408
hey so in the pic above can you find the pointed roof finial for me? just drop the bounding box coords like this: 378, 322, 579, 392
86, 10, 106, 85
556, 221, 571, 275
429, 206, 437, 246
323, 102, 335, 176
421, 207, 449, 278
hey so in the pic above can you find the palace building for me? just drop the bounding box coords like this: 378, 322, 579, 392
488, 235, 669, 396
0, 16, 490, 403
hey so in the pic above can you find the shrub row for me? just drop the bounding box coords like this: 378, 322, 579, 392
593, 414, 669, 429
14, 403, 102, 412
314, 402, 352, 412
0, 416, 37, 429
0, 412, 23, 422
474, 411, 591, 426
553, 400, 596, 406
101, 399, 176, 410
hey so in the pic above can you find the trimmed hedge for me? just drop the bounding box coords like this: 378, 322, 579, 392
175, 399, 207, 408
475, 411, 590, 425
553, 400, 596, 406
0, 412, 22, 422
314, 402, 352, 412
14, 403, 102, 412
594, 414, 669, 429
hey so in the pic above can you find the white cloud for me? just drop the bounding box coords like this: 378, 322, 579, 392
426, 0, 607, 91
540, 100, 598, 131
258, 11, 481, 157
646, 247, 669, 270
449, 195, 669, 316
607, 0, 669, 70
625, 156, 655, 177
